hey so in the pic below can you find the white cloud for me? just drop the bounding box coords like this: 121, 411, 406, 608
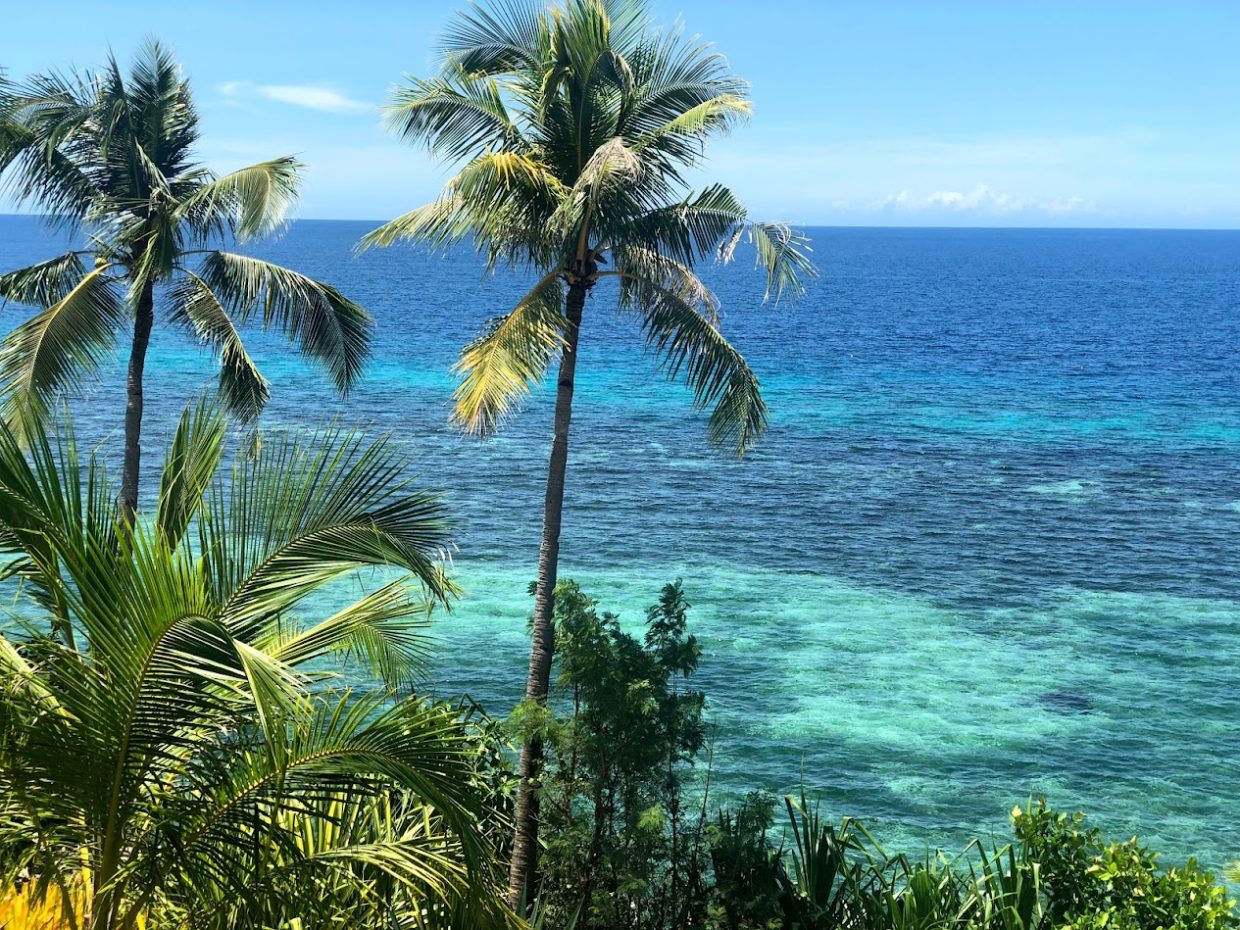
218, 81, 373, 114
696, 129, 1198, 223
927, 185, 1022, 211
876, 190, 913, 209
875, 184, 1094, 216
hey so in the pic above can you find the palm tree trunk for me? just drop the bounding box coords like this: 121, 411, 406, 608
506, 279, 588, 910
119, 282, 154, 522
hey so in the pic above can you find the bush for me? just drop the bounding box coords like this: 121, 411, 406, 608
1014, 801, 1236, 930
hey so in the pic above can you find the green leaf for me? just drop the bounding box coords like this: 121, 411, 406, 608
0, 252, 88, 308
155, 398, 226, 547
0, 264, 124, 422
169, 272, 270, 422
452, 272, 567, 435
197, 251, 372, 396
177, 157, 303, 242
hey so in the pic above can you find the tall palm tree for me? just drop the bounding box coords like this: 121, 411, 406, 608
0, 42, 371, 519
0, 400, 513, 930
362, 0, 814, 906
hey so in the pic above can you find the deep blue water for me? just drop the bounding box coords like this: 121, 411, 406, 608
2, 216, 1239, 866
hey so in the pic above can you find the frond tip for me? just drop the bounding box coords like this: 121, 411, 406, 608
169, 273, 271, 423
178, 157, 304, 242
749, 222, 817, 302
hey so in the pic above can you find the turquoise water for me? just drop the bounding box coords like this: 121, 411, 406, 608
2, 217, 1238, 865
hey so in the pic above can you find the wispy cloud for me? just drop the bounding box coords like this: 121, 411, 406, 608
875, 185, 1093, 216
218, 81, 373, 114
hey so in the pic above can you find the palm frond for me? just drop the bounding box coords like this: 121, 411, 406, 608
748, 221, 816, 302
439, 0, 548, 74
623, 183, 748, 270
386, 71, 517, 163
109, 40, 200, 184
453, 272, 567, 435
612, 270, 767, 454
359, 167, 559, 270
545, 136, 643, 240
614, 245, 719, 323
357, 196, 477, 251
0, 264, 125, 422
452, 150, 566, 214
201, 424, 455, 633
0, 69, 100, 223
169, 271, 270, 422
0, 253, 89, 309
265, 580, 435, 690
177, 157, 302, 242
623, 22, 750, 127
197, 251, 372, 396
631, 92, 750, 158
173, 706, 508, 927
0, 406, 115, 615
155, 397, 226, 547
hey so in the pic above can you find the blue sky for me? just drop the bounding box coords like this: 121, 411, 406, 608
2, 0, 1238, 228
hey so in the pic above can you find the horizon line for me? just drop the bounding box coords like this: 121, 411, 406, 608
1, 212, 1237, 234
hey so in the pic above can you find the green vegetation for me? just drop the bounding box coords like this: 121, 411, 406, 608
0, 3, 1232, 930
0, 43, 371, 517
526, 580, 1235, 930
533, 580, 706, 927
0, 403, 512, 929
363, 0, 813, 903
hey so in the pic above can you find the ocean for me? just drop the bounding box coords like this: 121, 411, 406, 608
2, 216, 1238, 866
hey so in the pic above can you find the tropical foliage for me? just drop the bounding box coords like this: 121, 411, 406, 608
527, 580, 1237, 930
0, 401, 513, 930
704, 796, 1223, 930
364, 0, 815, 902
0, 11, 1225, 930
0, 43, 371, 515
365, 0, 814, 446
534, 580, 706, 929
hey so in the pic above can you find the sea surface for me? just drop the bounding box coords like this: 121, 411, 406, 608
2, 216, 1239, 867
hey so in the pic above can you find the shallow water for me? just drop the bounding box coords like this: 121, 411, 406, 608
2, 217, 1238, 865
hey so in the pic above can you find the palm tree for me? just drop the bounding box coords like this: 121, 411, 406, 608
0, 42, 371, 519
362, 0, 815, 906
0, 400, 514, 930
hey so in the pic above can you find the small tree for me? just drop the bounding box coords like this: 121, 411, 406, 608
537, 579, 708, 930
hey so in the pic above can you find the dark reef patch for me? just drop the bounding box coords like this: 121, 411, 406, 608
1040, 689, 1094, 715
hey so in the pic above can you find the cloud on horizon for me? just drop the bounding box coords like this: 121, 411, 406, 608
218, 81, 373, 114
875, 185, 1093, 216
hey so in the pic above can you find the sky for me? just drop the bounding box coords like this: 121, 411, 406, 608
1, 0, 1238, 228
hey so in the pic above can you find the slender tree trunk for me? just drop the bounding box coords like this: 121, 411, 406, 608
506, 278, 589, 910
119, 282, 154, 522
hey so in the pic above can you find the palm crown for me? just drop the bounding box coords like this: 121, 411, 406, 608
364, 0, 815, 452
0, 42, 371, 512
0, 402, 512, 930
